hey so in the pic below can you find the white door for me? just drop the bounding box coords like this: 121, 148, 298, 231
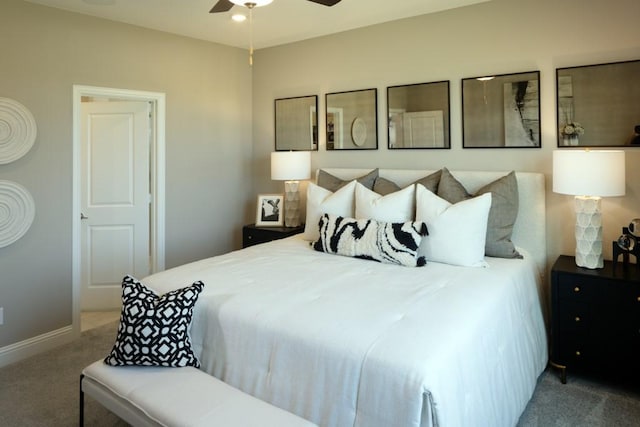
403, 110, 445, 148
80, 101, 150, 310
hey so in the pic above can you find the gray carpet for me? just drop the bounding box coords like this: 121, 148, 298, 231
1, 321, 639, 426
0, 322, 127, 427
518, 370, 640, 426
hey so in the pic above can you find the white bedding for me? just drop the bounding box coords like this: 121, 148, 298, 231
144, 235, 548, 427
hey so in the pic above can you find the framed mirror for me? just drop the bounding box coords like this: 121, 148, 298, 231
387, 81, 450, 149
462, 70, 540, 148
275, 95, 318, 151
325, 88, 378, 150
556, 59, 640, 147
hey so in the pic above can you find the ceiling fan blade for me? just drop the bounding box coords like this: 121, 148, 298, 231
306, 0, 342, 6
210, 0, 234, 13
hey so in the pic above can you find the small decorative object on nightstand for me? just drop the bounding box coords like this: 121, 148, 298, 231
256, 194, 284, 227
242, 223, 304, 248
612, 224, 640, 270
550, 255, 640, 385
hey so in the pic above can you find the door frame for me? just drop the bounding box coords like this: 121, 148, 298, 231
71, 85, 166, 336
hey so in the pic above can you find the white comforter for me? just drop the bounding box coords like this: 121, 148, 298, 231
144, 236, 547, 427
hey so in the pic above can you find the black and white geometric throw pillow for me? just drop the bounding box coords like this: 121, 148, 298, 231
313, 213, 428, 267
104, 275, 204, 368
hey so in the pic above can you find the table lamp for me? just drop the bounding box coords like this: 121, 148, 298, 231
271, 151, 311, 227
553, 149, 625, 269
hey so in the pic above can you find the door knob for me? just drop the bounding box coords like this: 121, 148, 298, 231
80, 213, 89, 220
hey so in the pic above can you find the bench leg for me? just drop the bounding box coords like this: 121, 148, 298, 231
79, 374, 85, 427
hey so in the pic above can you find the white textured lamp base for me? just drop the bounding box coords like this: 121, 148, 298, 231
574, 196, 603, 269
283, 181, 301, 227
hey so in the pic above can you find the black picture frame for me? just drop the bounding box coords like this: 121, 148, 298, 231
556, 59, 640, 147
256, 194, 284, 227
325, 88, 378, 150
387, 80, 450, 149
462, 70, 541, 148
274, 95, 318, 151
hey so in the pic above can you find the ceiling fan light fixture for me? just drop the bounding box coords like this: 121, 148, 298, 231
230, 0, 273, 7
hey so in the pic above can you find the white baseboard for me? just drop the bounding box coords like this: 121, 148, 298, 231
0, 325, 76, 369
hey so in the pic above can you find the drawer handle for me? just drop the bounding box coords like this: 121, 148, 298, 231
575, 316, 581, 322
574, 286, 581, 293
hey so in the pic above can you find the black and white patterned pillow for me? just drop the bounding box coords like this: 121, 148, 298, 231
104, 275, 204, 368
313, 213, 428, 267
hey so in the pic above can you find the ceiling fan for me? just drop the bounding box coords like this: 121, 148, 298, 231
209, 0, 341, 65
209, 0, 342, 14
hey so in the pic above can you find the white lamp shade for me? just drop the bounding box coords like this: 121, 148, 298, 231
553, 150, 625, 197
271, 151, 311, 181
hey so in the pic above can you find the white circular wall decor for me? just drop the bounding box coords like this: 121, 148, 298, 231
351, 117, 367, 147
0, 180, 36, 248
0, 97, 37, 164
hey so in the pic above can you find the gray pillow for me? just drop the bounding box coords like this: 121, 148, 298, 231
373, 170, 441, 196
413, 170, 442, 194
437, 168, 521, 259
317, 168, 378, 192
372, 177, 401, 195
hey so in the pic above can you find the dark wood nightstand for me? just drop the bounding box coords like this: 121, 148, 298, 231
550, 255, 640, 385
242, 223, 304, 248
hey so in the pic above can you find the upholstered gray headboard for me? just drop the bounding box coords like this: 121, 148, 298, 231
317, 168, 547, 276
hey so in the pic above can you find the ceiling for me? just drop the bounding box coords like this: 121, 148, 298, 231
23, 0, 489, 50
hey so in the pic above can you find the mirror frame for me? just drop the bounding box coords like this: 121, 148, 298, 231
556, 59, 640, 147
387, 80, 450, 150
274, 95, 318, 151
462, 70, 541, 148
325, 88, 378, 150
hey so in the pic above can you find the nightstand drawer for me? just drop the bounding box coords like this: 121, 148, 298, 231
622, 287, 640, 308
556, 275, 604, 299
557, 333, 620, 372
557, 300, 589, 332
557, 334, 590, 368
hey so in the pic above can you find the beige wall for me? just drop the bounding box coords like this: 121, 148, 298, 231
252, 0, 640, 278
0, 0, 252, 350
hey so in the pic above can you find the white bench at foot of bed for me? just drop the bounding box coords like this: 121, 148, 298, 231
80, 360, 317, 427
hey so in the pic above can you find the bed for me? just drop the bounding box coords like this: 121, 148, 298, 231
142, 168, 548, 427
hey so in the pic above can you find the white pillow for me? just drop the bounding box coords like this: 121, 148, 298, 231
415, 184, 491, 267
355, 183, 415, 222
303, 180, 357, 241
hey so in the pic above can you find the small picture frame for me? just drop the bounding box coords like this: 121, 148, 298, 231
256, 194, 284, 227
